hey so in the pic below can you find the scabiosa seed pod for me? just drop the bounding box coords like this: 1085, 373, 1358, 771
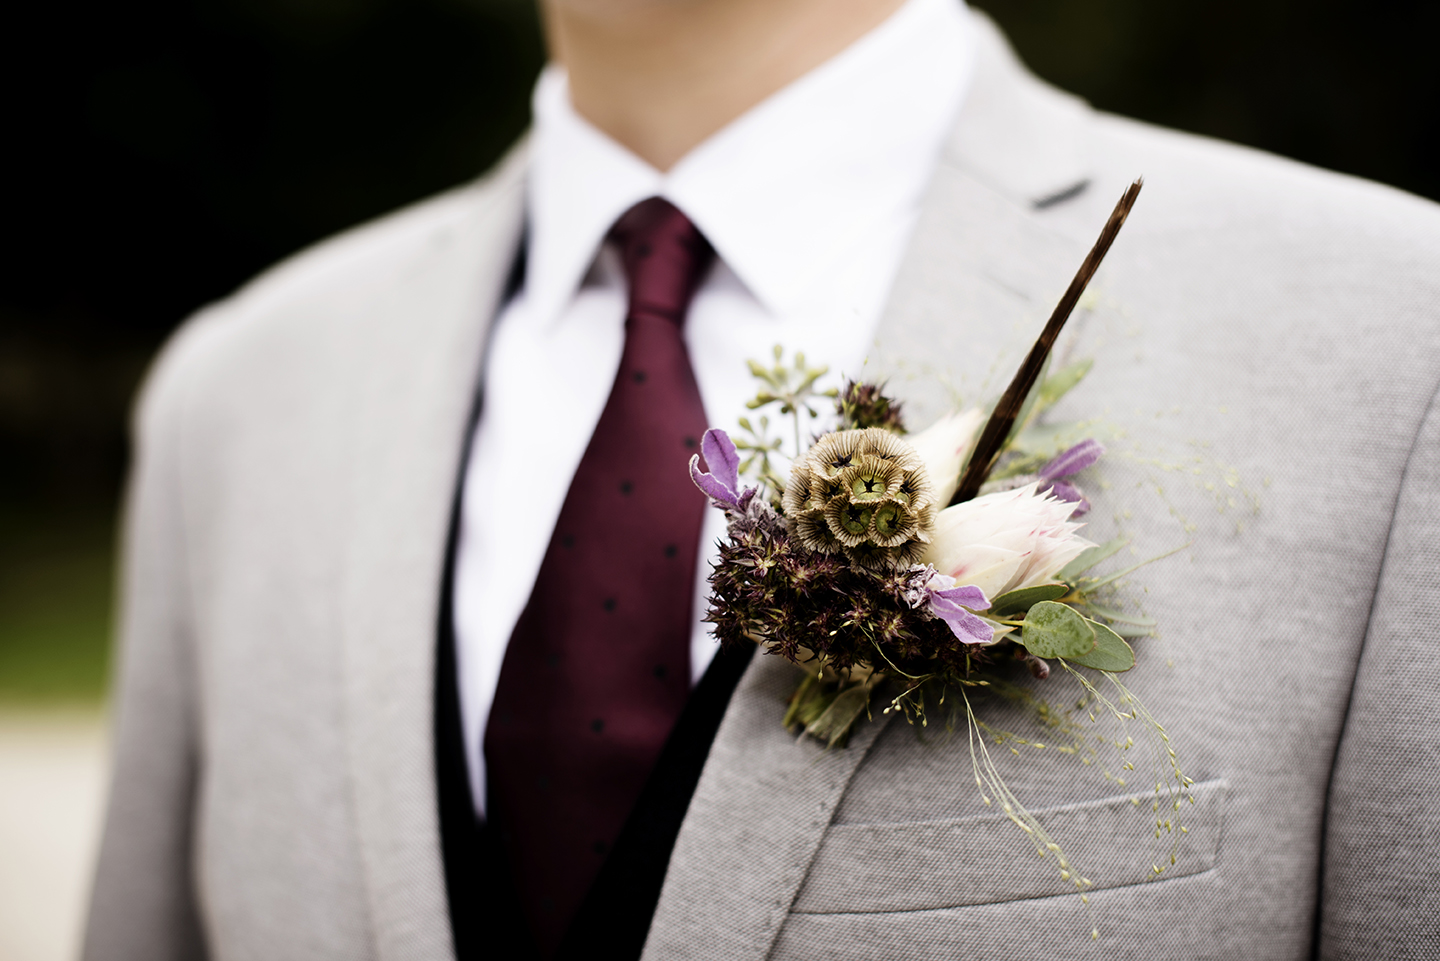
783, 427, 937, 568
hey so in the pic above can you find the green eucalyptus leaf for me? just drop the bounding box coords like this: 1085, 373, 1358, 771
805, 683, 873, 748
1108, 621, 1155, 638
1020, 601, 1096, 659
1059, 537, 1129, 581
1066, 620, 1136, 672
1038, 358, 1095, 410
989, 583, 1069, 617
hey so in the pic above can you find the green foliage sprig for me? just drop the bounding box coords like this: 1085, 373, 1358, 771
736, 346, 838, 481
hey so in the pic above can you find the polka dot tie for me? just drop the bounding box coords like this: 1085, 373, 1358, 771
483, 197, 716, 956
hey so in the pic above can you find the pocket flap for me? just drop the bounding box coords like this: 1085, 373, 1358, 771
792, 778, 1226, 914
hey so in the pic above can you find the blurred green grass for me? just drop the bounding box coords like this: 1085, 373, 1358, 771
0, 504, 114, 704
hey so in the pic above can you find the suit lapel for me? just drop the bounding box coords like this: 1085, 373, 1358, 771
644, 14, 1097, 961
641, 654, 893, 961
337, 146, 526, 961
867, 10, 1096, 426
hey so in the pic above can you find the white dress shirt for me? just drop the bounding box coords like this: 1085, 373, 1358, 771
453, 0, 975, 816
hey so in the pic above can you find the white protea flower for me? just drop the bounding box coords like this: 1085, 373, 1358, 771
922, 482, 1094, 599
904, 407, 985, 507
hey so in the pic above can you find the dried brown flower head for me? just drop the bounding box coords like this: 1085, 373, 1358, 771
782, 427, 937, 567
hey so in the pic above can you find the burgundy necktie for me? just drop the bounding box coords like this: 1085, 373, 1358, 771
484, 197, 715, 956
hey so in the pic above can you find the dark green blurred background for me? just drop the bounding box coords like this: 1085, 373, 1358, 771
2, 0, 1436, 703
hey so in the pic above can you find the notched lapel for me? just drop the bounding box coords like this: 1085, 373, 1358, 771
338, 147, 527, 961
868, 173, 1089, 426
946, 12, 1091, 208
642, 654, 892, 961
868, 13, 1096, 427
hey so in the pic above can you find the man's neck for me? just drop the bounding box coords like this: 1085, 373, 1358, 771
540, 0, 909, 172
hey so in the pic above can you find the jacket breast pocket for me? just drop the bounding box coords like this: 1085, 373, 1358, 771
790, 777, 1227, 915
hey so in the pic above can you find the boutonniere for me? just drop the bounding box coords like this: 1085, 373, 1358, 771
689, 181, 1194, 930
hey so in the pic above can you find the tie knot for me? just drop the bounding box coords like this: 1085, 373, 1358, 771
610, 197, 715, 327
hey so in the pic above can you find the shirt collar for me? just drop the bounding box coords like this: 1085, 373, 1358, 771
524, 0, 975, 328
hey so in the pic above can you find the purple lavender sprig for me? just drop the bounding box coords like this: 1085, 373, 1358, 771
1038, 438, 1106, 516
688, 429, 756, 512
921, 576, 995, 646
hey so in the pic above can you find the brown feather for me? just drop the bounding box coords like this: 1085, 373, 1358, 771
949, 178, 1144, 506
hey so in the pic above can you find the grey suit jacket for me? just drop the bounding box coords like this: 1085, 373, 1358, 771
84, 15, 1440, 961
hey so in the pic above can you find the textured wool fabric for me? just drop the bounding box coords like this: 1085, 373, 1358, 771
643, 18, 1440, 961
1320, 385, 1440, 961
84, 14, 1440, 961
484, 198, 715, 955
